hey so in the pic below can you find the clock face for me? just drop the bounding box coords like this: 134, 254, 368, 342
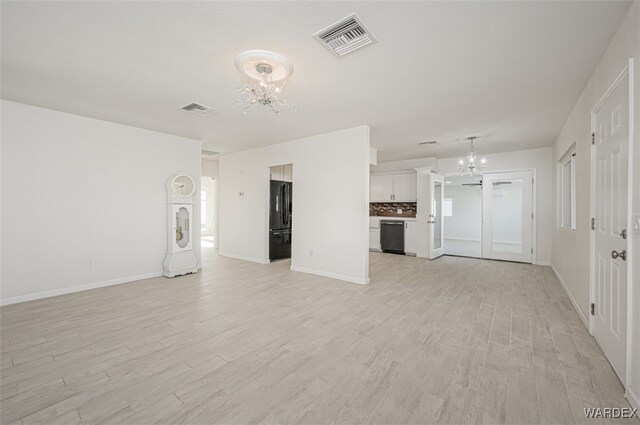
172, 175, 195, 197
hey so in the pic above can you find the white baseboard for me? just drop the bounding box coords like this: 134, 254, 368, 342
551, 263, 589, 329
290, 265, 369, 285
444, 237, 481, 242
534, 261, 552, 266
627, 387, 640, 410
0, 271, 163, 306
218, 252, 269, 264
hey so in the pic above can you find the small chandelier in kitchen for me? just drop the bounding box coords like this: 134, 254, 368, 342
234, 50, 295, 117
458, 136, 486, 176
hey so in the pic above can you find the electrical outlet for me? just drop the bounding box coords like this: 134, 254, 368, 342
88, 261, 94, 268
309, 250, 314, 257
397, 209, 402, 214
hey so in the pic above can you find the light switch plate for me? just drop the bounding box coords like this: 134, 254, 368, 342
634, 215, 640, 232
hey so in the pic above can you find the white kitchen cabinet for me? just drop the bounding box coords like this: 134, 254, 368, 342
404, 221, 417, 254
370, 173, 416, 202
370, 175, 394, 202
393, 174, 417, 202
282, 164, 293, 182
369, 228, 380, 250
270, 164, 293, 182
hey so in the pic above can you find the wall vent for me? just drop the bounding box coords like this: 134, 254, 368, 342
181, 103, 218, 116
313, 14, 377, 57
418, 140, 439, 145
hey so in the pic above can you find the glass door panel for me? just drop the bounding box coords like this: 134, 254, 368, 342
434, 181, 442, 250
490, 179, 523, 254
428, 173, 444, 259
482, 171, 532, 263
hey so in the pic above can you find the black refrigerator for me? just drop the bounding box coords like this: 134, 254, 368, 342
269, 180, 292, 260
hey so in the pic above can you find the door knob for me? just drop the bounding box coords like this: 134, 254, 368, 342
620, 229, 627, 239
611, 250, 627, 261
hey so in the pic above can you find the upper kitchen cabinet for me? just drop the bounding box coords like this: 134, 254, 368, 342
270, 164, 293, 182
370, 173, 417, 202
392, 174, 417, 202
370, 175, 394, 201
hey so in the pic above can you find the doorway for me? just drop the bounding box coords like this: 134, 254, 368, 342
443, 175, 482, 258
590, 63, 631, 385
269, 164, 293, 261
441, 171, 534, 263
201, 176, 215, 249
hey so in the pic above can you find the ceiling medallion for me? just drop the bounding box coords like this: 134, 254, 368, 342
458, 135, 487, 176
234, 50, 295, 117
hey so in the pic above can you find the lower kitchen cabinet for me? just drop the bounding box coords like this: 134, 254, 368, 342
404, 221, 417, 254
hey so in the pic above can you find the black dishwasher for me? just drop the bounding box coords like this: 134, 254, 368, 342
380, 220, 405, 254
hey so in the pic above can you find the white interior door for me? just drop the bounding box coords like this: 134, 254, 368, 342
428, 173, 444, 259
593, 72, 629, 383
482, 171, 533, 263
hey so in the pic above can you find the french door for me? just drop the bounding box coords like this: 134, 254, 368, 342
592, 69, 629, 384
427, 173, 444, 259
481, 171, 533, 263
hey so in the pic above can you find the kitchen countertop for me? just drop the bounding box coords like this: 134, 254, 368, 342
369, 216, 416, 228
370, 216, 416, 221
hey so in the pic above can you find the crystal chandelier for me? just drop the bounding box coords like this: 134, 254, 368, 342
237, 63, 295, 116
234, 50, 295, 117
458, 136, 486, 176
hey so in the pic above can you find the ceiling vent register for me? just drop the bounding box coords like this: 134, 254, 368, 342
313, 14, 377, 57
181, 103, 218, 116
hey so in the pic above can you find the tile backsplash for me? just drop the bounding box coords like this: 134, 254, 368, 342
370, 202, 417, 217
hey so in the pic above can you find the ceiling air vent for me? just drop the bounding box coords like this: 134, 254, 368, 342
201, 149, 219, 156
313, 14, 377, 57
418, 140, 439, 145
181, 102, 218, 116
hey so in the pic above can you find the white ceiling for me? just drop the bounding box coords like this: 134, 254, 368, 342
1, 1, 631, 162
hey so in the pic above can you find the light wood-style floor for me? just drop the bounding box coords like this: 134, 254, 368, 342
1, 250, 636, 425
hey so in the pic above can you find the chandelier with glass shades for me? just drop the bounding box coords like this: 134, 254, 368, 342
234, 50, 295, 117
458, 136, 487, 176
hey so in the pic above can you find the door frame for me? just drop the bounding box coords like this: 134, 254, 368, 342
441, 167, 538, 264
589, 58, 635, 390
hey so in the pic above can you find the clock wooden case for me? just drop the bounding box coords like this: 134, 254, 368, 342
163, 173, 199, 277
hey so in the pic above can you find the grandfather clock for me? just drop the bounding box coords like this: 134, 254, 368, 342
163, 173, 198, 277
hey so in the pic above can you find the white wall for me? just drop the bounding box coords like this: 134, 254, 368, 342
202, 159, 219, 179
371, 157, 437, 174
444, 185, 482, 241
201, 159, 219, 249
219, 126, 370, 284
552, 2, 640, 408
439, 147, 553, 265
1, 100, 201, 304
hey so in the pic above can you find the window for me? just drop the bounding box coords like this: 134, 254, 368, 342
443, 198, 453, 217
560, 147, 576, 230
